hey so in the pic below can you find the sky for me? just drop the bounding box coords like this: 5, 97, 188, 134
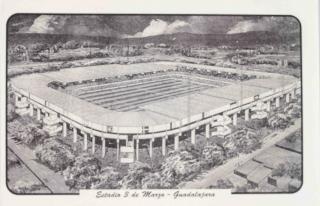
8, 15, 300, 38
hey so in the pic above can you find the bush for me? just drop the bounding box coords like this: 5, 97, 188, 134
63, 153, 102, 190
35, 138, 75, 171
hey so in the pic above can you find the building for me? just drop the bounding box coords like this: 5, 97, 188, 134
11, 62, 301, 163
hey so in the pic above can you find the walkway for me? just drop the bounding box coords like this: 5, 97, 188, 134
180, 118, 302, 189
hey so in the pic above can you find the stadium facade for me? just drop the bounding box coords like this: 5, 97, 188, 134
11, 62, 301, 163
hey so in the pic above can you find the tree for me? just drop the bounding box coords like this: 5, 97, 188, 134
35, 138, 75, 171
63, 153, 101, 190
287, 162, 302, 180
63, 40, 80, 49
159, 151, 201, 188
120, 161, 152, 189
92, 167, 121, 189
28, 43, 48, 56
201, 145, 224, 169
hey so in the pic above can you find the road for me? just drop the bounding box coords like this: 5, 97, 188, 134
180, 118, 301, 189
7, 139, 74, 194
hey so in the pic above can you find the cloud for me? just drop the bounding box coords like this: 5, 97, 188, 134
227, 17, 300, 34
133, 19, 191, 37
11, 15, 299, 38
28, 15, 68, 33
187, 16, 242, 34
27, 15, 120, 37
227, 20, 272, 34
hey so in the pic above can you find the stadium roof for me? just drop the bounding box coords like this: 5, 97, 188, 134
11, 62, 299, 128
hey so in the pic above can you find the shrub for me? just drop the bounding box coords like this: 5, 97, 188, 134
63, 153, 102, 190
35, 138, 75, 171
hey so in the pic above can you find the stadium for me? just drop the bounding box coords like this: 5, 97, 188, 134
11, 62, 301, 163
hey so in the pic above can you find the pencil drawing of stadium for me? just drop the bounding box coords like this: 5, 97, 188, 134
7, 15, 302, 194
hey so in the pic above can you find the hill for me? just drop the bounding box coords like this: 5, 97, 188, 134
117, 31, 300, 47
8, 33, 116, 48
7, 31, 300, 48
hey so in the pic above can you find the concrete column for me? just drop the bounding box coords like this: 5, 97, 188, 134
91, 135, 96, 154
266, 101, 271, 112
83, 133, 88, 151
37, 108, 41, 121
232, 113, 237, 126
275, 97, 280, 108
149, 139, 153, 158
291, 90, 295, 99
136, 139, 139, 160
29, 104, 34, 117
101, 138, 106, 158
245, 109, 250, 121
205, 124, 210, 139
116, 139, 120, 161
174, 134, 179, 151
15, 94, 19, 103
162, 136, 167, 155
62, 122, 67, 137
73, 127, 77, 143
191, 129, 196, 144
286, 93, 290, 103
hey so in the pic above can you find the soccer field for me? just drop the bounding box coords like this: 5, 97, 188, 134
71, 73, 230, 112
